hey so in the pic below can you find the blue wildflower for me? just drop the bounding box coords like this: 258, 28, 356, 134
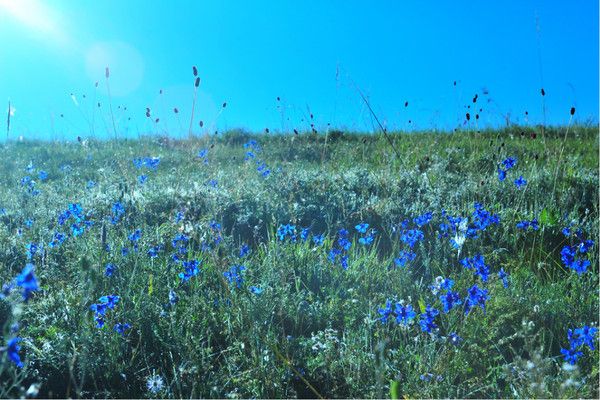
16, 263, 39, 301
514, 175, 527, 188
461, 254, 490, 282
440, 290, 462, 313
105, 263, 117, 277
38, 170, 48, 181
400, 229, 424, 248
179, 260, 201, 282
239, 243, 250, 257
138, 175, 148, 185
197, 148, 208, 159
224, 265, 246, 288
48, 232, 66, 248
99, 295, 120, 309
355, 223, 369, 234
448, 332, 463, 346
249, 286, 263, 295
358, 231, 376, 245
6, 337, 23, 368
502, 156, 517, 170
300, 228, 310, 241
111, 202, 125, 224
414, 212, 433, 227
277, 224, 296, 242
570, 326, 598, 351
378, 300, 393, 324
113, 323, 131, 336
312, 234, 325, 246
394, 250, 416, 268
395, 303, 416, 326
147, 245, 163, 258
419, 305, 439, 333
497, 167, 507, 181
561, 347, 583, 365
25, 243, 39, 260
498, 268, 509, 288
516, 218, 539, 231
464, 284, 489, 316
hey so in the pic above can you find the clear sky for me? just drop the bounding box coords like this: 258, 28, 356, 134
0, 0, 598, 140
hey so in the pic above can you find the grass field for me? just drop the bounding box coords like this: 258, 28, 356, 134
0, 126, 598, 398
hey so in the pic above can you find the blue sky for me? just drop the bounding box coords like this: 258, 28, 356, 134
0, 0, 598, 139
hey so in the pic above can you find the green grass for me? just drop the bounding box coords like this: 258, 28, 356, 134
0, 126, 598, 398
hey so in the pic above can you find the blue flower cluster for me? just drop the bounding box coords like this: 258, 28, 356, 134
516, 218, 539, 231
58, 203, 93, 237
244, 140, 271, 177
110, 202, 125, 225
355, 222, 376, 245
90, 295, 120, 328
460, 254, 490, 282
328, 229, 351, 269
133, 156, 160, 170
378, 300, 416, 327
561, 325, 598, 365
224, 265, 246, 288
561, 237, 594, 275
497, 156, 517, 181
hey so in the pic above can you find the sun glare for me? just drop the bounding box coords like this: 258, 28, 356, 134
0, 0, 69, 46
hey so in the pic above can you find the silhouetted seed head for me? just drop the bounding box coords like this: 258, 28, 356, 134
466, 113, 470, 121
214, 130, 218, 135
404, 101, 408, 107
475, 114, 479, 120
265, 128, 269, 133
210, 144, 215, 149
199, 121, 204, 127
310, 114, 314, 119
277, 96, 280, 101
77, 136, 82, 142
479, 108, 482, 112
453, 81, 457, 86
173, 108, 178, 114
541, 88, 545, 96
534, 153, 539, 159
531, 132, 537, 139
195, 77, 200, 87
159, 89, 163, 94
222, 102, 227, 108
408, 120, 412, 124
105, 67, 110, 79
294, 129, 298, 135
501, 142, 505, 147
95, 82, 99, 88
60, 114, 64, 118
570, 107, 575, 116
472, 94, 478, 103
480, 180, 485, 186
193, 66, 198, 76
155, 118, 159, 123
520, 131, 525, 137
525, 111, 528, 115
98, 102, 101, 107
83, 94, 86, 98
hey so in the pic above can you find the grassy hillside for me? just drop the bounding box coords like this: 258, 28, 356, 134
0, 126, 598, 398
